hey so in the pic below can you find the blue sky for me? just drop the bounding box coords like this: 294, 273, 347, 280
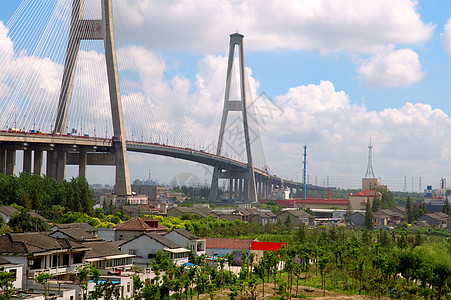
0, 0, 451, 192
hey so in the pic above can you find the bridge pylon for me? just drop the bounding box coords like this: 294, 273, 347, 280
209, 33, 257, 203
53, 0, 131, 196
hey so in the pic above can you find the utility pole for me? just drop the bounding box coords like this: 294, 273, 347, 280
303, 144, 307, 200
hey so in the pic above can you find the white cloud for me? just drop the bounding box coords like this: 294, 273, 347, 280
259, 81, 450, 189
115, 0, 433, 54
356, 48, 424, 87
442, 18, 451, 55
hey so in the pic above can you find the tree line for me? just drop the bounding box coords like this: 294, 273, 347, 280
0, 173, 93, 214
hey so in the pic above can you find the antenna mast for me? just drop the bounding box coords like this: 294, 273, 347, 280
364, 138, 375, 178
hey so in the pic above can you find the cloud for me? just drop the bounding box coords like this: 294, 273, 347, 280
259, 81, 450, 189
356, 48, 425, 87
115, 0, 433, 54
442, 18, 451, 55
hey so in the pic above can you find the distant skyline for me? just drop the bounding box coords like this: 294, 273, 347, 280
0, 0, 450, 192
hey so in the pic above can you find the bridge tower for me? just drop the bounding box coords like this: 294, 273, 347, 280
53, 0, 131, 196
209, 33, 257, 203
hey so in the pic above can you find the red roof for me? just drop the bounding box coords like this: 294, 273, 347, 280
294, 199, 349, 205
350, 190, 381, 197
205, 238, 252, 250
114, 218, 167, 231
251, 241, 287, 251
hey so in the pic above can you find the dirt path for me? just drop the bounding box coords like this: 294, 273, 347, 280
196, 283, 390, 299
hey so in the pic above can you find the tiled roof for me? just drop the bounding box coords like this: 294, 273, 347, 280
52, 228, 99, 242
83, 241, 128, 259
170, 228, 200, 240
27, 211, 48, 222
0, 232, 88, 255
55, 223, 96, 232
123, 233, 182, 249
205, 238, 252, 250
0, 206, 19, 217
114, 218, 167, 231
283, 210, 313, 218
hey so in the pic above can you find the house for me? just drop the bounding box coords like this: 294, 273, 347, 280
294, 198, 349, 210
217, 208, 277, 225
50, 227, 134, 275
348, 190, 382, 211
418, 212, 450, 228
0, 206, 19, 223
373, 209, 403, 227
120, 233, 190, 267
0, 232, 91, 289
0, 206, 48, 224
53, 223, 98, 238
164, 228, 206, 256
97, 218, 168, 242
277, 210, 315, 227
83, 241, 134, 274
0, 256, 23, 290
205, 238, 286, 266
50, 227, 101, 243
347, 212, 366, 229
167, 206, 217, 219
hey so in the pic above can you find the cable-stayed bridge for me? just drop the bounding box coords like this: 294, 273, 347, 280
0, 0, 319, 203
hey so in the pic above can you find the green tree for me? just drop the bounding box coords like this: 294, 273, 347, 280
0, 271, 15, 300
8, 211, 49, 232
406, 196, 413, 224
372, 196, 381, 213
442, 196, 450, 215
364, 200, 374, 230
295, 222, 307, 244
35, 273, 52, 300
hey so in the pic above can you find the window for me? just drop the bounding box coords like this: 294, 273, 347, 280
129, 249, 137, 255
127, 282, 131, 293
63, 254, 69, 266
8, 269, 16, 280
73, 253, 83, 264
52, 255, 58, 267
29, 257, 41, 270
119, 235, 124, 241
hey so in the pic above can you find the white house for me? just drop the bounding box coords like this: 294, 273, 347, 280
120, 233, 190, 267
164, 228, 206, 256
0, 256, 23, 290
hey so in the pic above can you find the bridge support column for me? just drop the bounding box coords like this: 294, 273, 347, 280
238, 178, 243, 201
6, 149, 16, 175
79, 150, 87, 178
229, 178, 234, 202
56, 150, 66, 181
209, 33, 258, 203
33, 150, 43, 176
209, 169, 220, 201
0, 149, 5, 174
46, 151, 57, 179
23, 150, 32, 173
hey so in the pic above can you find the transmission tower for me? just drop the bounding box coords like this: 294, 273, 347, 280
364, 139, 375, 178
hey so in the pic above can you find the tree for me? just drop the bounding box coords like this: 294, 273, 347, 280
35, 273, 52, 300
372, 196, 381, 213
443, 196, 450, 215
295, 222, 307, 244
344, 201, 353, 221
8, 211, 49, 232
78, 266, 100, 300
364, 200, 374, 230
406, 196, 413, 224
0, 271, 15, 300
